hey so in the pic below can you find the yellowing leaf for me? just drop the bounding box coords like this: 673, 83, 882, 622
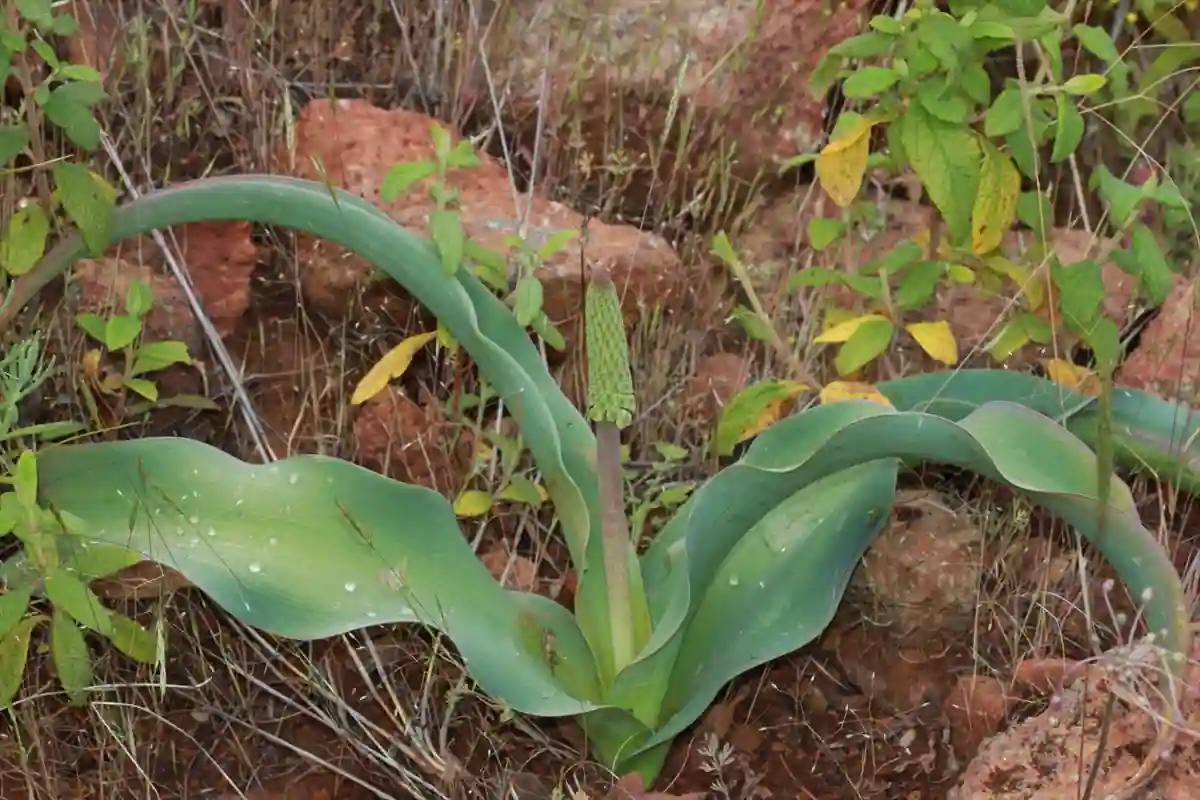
351, 331, 438, 405
905, 320, 959, 365
947, 265, 976, 284
497, 477, 548, 507
713, 379, 809, 456
81, 349, 102, 380
815, 314, 890, 344
453, 490, 494, 517
971, 142, 1021, 255
816, 116, 873, 207
1042, 358, 1100, 395
821, 307, 858, 333
987, 257, 1046, 311
819, 381, 894, 407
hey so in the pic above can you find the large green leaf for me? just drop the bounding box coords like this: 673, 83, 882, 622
628, 400, 1188, 759
878, 370, 1200, 492
34, 437, 600, 717
21, 174, 613, 670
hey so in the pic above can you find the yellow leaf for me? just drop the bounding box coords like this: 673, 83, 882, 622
81, 349, 102, 380
453, 490, 494, 517
971, 142, 1021, 255
987, 257, 1046, 311
819, 381, 894, 407
497, 480, 548, 506
1041, 358, 1100, 395
740, 382, 808, 444
815, 314, 890, 344
821, 307, 858, 333
816, 117, 873, 208
713, 379, 809, 456
351, 331, 438, 405
905, 320, 959, 365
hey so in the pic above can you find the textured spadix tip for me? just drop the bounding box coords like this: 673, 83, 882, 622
585, 266, 634, 429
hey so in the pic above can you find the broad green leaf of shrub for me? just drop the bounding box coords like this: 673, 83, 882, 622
41, 81, 106, 150
900, 104, 980, 247
0, 615, 42, 709
1051, 95, 1084, 163
895, 260, 943, 309
1052, 258, 1105, 332
428, 209, 465, 275
380, 161, 438, 202
0, 587, 33, 639
835, 317, 895, 375
971, 141, 1020, 255
1062, 74, 1106, 96
985, 88, 1025, 137
36, 438, 601, 716
1128, 224, 1174, 306
1072, 24, 1121, 64
843, 66, 899, 99
807, 218, 845, 251
52, 162, 116, 255
0, 125, 29, 166
1, 205, 50, 276
50, 611, 92, 706
103, 314, 142, 351
131, 340, 192, 377
1090, 165, 1146, 228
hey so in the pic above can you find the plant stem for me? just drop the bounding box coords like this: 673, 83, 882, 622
595, 420, 635, 674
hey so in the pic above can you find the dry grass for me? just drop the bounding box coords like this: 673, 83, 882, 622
1, 0, 1199, 798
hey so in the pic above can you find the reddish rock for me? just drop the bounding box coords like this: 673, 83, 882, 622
945, 675, 1013, 762
1011, 658, 1087, 695
849, 489, 983, 639
950, 641, 1200, 798
169, 221, 259, 337
66, 0, 125, 84
683, 352, 751, 425
1118, 278, 1198, 400
282, 99, 688, 347
351, 387, 474, 492
91, 561, 193, 602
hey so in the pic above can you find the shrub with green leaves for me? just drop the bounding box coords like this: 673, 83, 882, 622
2, 174, 1191, 795
791, 0, 1190, 374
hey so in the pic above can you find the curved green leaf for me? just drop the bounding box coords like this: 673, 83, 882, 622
35, 437, 599, 717
878, 370, 1200, 492
51, 611, 92, 706
22, 174, 612, 668
632, 400, 1188, 757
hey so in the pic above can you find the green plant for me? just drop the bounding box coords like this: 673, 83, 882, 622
789, 0, 1192, 376
1, 175, 1191, 795
74, 277, 206, 416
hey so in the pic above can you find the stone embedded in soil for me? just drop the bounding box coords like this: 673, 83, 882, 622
950, 638, 1200, 798
282, 99, 688, 346
1117, 278, 1198, 400
848, 489, 984, 641
351, 386, 474, 492
165, 221, 259, 338
944, 675, 1014, 763
479, 0, 870, 198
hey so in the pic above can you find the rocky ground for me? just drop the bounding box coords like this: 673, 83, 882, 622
0, 1, 1197, 798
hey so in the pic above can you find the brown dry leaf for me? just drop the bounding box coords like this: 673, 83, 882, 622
91, 561, 194, 601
